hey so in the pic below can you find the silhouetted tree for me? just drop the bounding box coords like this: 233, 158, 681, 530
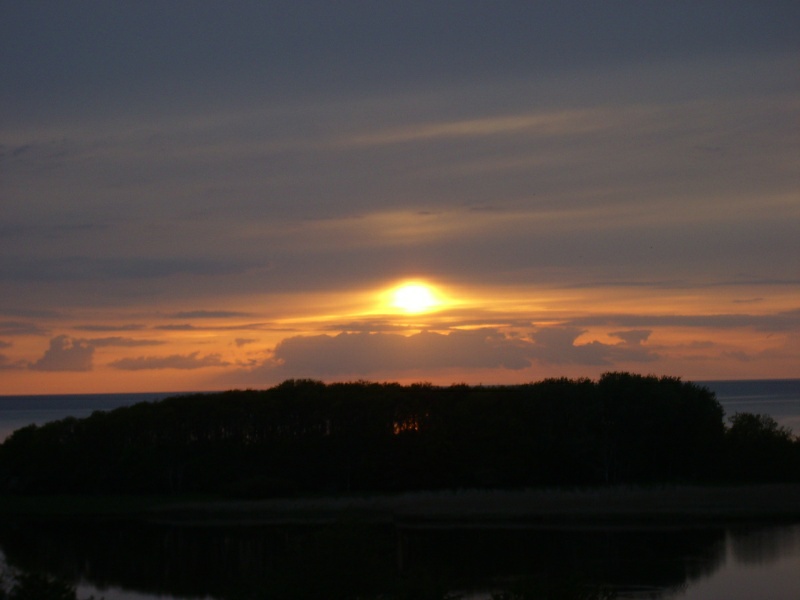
1, 374, 792, 495
724, 413, 799, 481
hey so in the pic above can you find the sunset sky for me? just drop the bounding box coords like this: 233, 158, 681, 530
2, 2, 798, 394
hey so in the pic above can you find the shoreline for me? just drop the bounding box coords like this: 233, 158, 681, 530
5, 484, 800, 526
156, 484, 800, 526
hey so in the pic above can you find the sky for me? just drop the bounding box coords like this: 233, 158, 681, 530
1, 1, 798, 394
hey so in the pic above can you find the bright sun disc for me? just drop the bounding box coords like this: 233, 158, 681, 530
391, 283, 438, 313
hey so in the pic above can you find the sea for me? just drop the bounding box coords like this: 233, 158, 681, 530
0, 391, 181, 442
1, 379, 799, 443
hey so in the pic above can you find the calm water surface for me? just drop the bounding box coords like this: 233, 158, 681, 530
0, 392, 183, 441
1, 520, 799, 599
699, 379, 800, 435
663, 524, 800, 600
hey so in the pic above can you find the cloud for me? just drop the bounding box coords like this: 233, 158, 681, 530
234, 338, 257, 347
723, 350, 753, 362
567, 310, 800, 333
0, 308, 63, 318
321, 320, 427, 333
108, 352, 230, 371
87, 337, 164, 348
269, 329, 532, 376
343, 110, 604, 147
29, 335, 94, 371
0, 321, 49, 336
20, 335, 165, 373
155, 322, 290, 332
528, 327, 658, 366
0, 256, 260, 283
242, 325, 659, 379
0, 340, 27, 370
0, 353, 27, 370
73, 324, 146, 332
5, 3, 796, 124
609, 330, 652, 345
169, 310, 252, 319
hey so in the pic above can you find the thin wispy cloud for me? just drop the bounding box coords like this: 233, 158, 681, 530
169, 310, 253, 319
73, 324, 147, 332
0, 321, 49, 337
567, 310, 800, 333
86, 337, 164, 348
109, 353, 231, 371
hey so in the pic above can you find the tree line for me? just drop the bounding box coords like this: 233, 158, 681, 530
0, 373, 797, 496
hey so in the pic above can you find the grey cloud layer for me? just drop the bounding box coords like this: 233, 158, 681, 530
85, 337, 164, 348
3, 83, 796, 309
257, 327, 657, 379
0, 256, 261, 283
22, 336, 165, 372
0, 321, 49, 337
568, 310, 800, 333
5, 3, 796, 119
29, 335, 94, 372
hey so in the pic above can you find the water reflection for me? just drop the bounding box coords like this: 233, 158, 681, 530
664, 525, 800, 600
728, 523, 800, 565
0, 518, 798, 599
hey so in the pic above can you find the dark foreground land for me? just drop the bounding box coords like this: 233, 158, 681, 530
2, 374, 799, 499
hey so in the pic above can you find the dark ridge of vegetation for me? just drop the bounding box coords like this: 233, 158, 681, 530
0, 373, 797, 496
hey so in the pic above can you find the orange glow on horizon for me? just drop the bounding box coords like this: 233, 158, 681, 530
2, 280, 797, 396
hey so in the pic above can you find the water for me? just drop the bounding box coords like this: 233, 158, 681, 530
700, 379, 800, 434
663, 524, 800, 600
0, 392, 186, 442
1, 519, 799, 600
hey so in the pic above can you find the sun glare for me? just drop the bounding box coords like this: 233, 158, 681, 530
390, 282, 439, 314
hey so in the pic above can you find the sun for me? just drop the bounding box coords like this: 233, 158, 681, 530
390, 282, 440, 314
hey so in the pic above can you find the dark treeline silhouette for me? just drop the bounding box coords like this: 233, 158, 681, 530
0, 373, 797, 495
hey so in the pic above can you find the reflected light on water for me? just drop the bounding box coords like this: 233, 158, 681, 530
3, 521, 800, 600
76, 586, 210, 600
664, 524, 800, 600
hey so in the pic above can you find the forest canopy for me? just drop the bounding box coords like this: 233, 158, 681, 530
0, 373, 797, 496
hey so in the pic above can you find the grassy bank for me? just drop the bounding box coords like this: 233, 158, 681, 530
0, 494, 184, 518
4, 484, 800, 525
153, 484, 800, 526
